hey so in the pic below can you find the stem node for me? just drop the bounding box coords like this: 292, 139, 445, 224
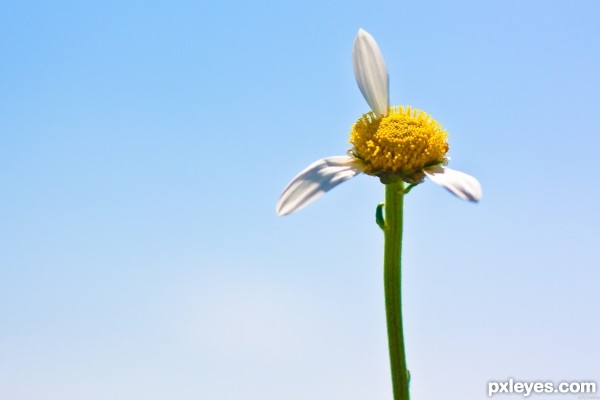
375, 202, 385, 230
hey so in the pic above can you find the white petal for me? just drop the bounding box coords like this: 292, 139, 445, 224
424, 165, 482, 202
352, 28, 389, 118
276, 156, 362, 216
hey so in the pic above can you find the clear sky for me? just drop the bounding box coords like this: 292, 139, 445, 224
1, 1, 599, 399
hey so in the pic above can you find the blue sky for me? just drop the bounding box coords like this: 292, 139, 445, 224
1, 1, 599, 399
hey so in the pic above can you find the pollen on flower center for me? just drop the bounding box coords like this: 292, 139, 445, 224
349, 106, 449, 179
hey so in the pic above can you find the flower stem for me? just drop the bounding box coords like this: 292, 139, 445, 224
383, 181, 410, 400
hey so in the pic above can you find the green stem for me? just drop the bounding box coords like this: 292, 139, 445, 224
383, 181, 410, 400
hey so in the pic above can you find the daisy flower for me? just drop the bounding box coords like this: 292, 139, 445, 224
275, 29, 483, 400
276, 28, 481, 216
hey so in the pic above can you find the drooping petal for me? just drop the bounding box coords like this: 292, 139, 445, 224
352, 28, 389, 118
424, 165, 482, 202
276, 156, 362, 216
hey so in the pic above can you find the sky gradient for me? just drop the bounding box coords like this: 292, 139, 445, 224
1, 1, 599, 399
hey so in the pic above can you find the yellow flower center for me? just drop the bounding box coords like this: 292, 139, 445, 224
349, 106, 449, 180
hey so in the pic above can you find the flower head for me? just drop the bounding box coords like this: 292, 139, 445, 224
350, 106, 448, 182
276, 29, 482, 216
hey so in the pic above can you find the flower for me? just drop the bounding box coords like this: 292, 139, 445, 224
276, 29, 482, 216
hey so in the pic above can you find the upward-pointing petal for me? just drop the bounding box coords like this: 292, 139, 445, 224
276, 156, 362, 216
424, 165, 482, 202
352, 28, 389, 118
